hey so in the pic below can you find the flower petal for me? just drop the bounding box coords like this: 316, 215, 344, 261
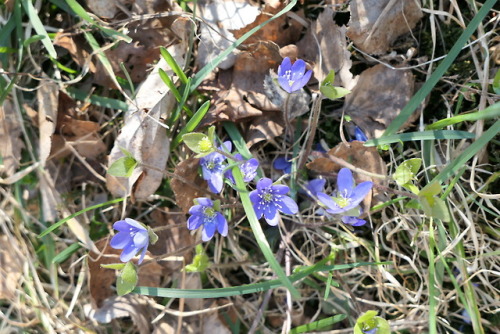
249, 190, 260, 204
216, 213, 228, 236
124, 218, 146, 231
273, 157, 292, 173
196, 198, 213, 207
306, 178, 326, 196
317, 192, 344, 214
209, 172, 224, 193
120, 242, 139, 263
336, 168, 354, 197
133, 231, 149, 249
110, 231, 131, 249
350, 181, 373, 206
278, 76, 292, 93
220, 141, 232, 153
187, 214, 202, 230
256, 177, 273, 190
342, 216, 366, 226
290, 59, 306, 82
278, 57, 291, 76
265, 214, 280, 226
277, 195, 298, 215
272, 184, 290, 195
263, 203, 277, 221
290, 69, 312, 92
202, 222, 216, 241
138, 246, 147, 265
113, 220, 132, 232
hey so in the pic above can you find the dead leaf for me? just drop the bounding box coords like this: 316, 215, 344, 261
342, 64, 416, 138
203, 312, 231, 334
246, 111, 284, 147
88, 238, 162, 309
347, 0, 423, 54
307, 141, 387, 210
170, 157, 206, 214
84, 295, 153, 334
85, 0, 130, 18
230, 3, 304, 47
37, 81, 59, 166
297, 7, 357, 89
54, 33, 96, 72
197, 0, 260, 70
0, 100, 24, 177
0, 235, 25, 299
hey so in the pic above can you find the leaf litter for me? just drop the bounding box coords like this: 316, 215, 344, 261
2, 0, 498, 333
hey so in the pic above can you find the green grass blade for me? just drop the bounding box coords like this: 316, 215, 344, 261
382, 0, 497, 136
426, 102, 500, 130
52, 243, 81, 264
66, 87, 128, 110
190, 0, 297, 93
134, 261, 386, 298
432, 120, 500, 185
21, 0, 57, 58
232, 166, 300, 298
290, 314, 347, 334
160, 46, 188, 84
364, 130, 475, 147
168, 79, 193, 126
171, 100, 210, 150
38, 197, 126, 237
159, 68, 182, 102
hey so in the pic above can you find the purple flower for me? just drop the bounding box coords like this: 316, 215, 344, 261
274, 156, 292, 174
110, 218, 149, 264
342, 215, 367, 226
225, 154, 259, 184
304, 178, 326, 197
317, 168, 373, 215
187, 198, 228, 241
249, 178, 298, 226
353, 126, 368, 142
363, 328, 378, 334
200, 141, 232, 193
278, 57, 313, 93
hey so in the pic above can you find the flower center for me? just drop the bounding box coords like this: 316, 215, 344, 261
206, 161, 215, 170
198, 137, 213, 152
334, 196, 351, 208
284, 70, 294, 87
203, 207, 216, 221
263, 192, 274, 203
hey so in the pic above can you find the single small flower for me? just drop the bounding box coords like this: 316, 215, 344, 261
225, 153, 259, 184
362, 328, 378, 334
250, 178, 298, 226
200, 141, 232, 193
187, 198, 228, 241
303, 178, 326, 197
353, 126, 368, 142
317, 168, 373, 215
273, 156, 292, 174
277, 57, 313, 93
110, 218, 149, 264
341, 215, 367, 226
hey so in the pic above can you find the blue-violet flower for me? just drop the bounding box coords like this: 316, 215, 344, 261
277, 57, 313, 93
110, 218, 149, 264
225, 153, 259, 184
354, 126, 368, 142
317, 168, 373, 216
303, 178, 326, 197
200, 141, 232, 193
187, 198, 228, 241
273, 156, 292, 174
250, 178, 298, 226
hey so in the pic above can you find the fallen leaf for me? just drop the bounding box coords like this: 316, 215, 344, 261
203, 312, 231, 334
37, 81, 59, 166
0, 235, 25, 299
297, 7, 357, 89
347, 0, 423, 54
54, 33, 96, 72
0, 100, 24, 177
86, 0, 129, 18
88, 238, 162, 309
342, 64, 416, 138
170, 157, 206, 213
197, 0, 260, 70
246, 111, 284, 147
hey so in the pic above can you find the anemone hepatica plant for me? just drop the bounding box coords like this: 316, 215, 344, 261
250, 178, 298, 226
273, 156, 292, 174
277, 57, 312, 93
317, 168, 373, 226
199, 141, 232, 193
110, 218, 150, 264
225, 153, 259, 184
188, 198, 228, 241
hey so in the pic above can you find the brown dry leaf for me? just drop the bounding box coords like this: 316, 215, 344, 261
307, 142, 387, 209
230, 3, 304, 47
170, 157, 206, 213
347, 0, 423, 54
197, 0, 260, 70
246, 111, 284, 147
343, 64, 416, 138
0, 235, 25, 299
86, 0, 130, 18
203, 312, 231, 334
0, 100, 24, 177
54, 33, 96, 72
37, 81, 59, 166
88, 238, 162, 309
297, 7, 357, 89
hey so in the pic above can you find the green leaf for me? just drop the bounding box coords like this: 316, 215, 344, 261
426, 102, 500, 130
101, 263, 127, 270
364, 130, 475, 147
21, 0, 57, 58
117, 262, 138, 296
23, 34, 46, 47
107, 156, 138, 177
172, 101, 211, 150
182, 133, 213, 156
160, 46, 188, 84
493, 69, 500, 95
393, 158, 421, 186
320, 86, 351, 100
52, 243, 81, 264
147, 227, 159, 245
290, 314, 347, 334
354, 311, 390, 334
420, 196, 450, 222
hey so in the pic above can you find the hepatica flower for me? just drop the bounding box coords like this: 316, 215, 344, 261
188, 198, 228, 241
250, 178, 298, 226
278, 57, 313, 93
200, 141, 232, 193
225, 153, 259, 184
273, 156, 292, 174
317, 168, 372, 225
353, 126, 368, 142
110, 218, 149, 264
